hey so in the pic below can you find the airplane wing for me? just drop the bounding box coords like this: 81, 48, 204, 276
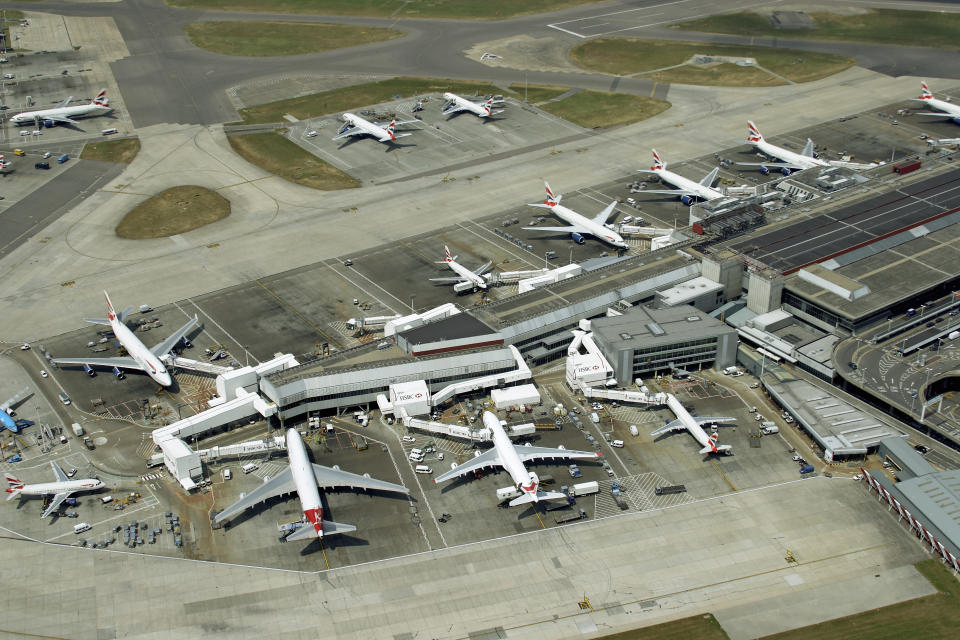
471, 260, 492, 276
442, 103, 469, 115
56, 96, 73, 108
651, 419, 686, 436
41, 492, 71, 518
699, 167, 720, 187
635, 188, 696, 196
150, 315, 199, 359
43, 114, 79, 125
802, 139, 815, 158
429, 276, 466, 283
378, 133, 412, 142
434, 448, 503, 483
516, 445, 599, 463
50, 460, 69, 483
52, 355, 139, 370
332, 126, 363, 141
311, 463, 408, 494
694, 417, 736, 425
0, 387, 30, 413
734, 161, 806, 171
591, 201, 618, 226
214, 468, 295, 524
522, 225, 588, 234
373, 119, 419, 127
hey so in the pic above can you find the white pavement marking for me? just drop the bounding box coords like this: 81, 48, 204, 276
176, 299, 260, 365
322, 259, 407, 314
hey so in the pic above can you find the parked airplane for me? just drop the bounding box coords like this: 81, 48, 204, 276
6, 460, 105, 518
52, 291, 198, 387
737, 121, 877, 174
524, 181, 628, 250
434, 411, 600, 506
0, 388, 30, 433
442, 92, 504, 118
332, 112, 418, 145
913, 81, 960, 123
10, 89, 111, 126
650, 394, 734, 455
215, 428, 408, 541
429, 246, 492, 292
637, 150, 724, 204
0, 155, 10, 171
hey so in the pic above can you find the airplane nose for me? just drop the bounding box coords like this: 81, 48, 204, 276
158, 372, 173, 387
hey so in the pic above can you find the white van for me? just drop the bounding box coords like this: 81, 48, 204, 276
590, 412, 600, 424
223, 468, 232, 480
101, 128, 118, 135
415, 465, 432, 474
241, 463, 258, 474
408, 452, 424, 462
409, 448, 423, 457
100, 495, 113, 504
611, 440, 624, 448
73, 522, 91, 534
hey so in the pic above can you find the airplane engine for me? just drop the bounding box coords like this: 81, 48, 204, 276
571, 232, 585, 245
812, 152, 820, 159
760, 166, 770, 175
681, 195, 694, 206
781, 167, 791, 176
181, 336, 192, 349
112, 366, 125, 380
83, 364, 96, 377
43, 119, 54, 128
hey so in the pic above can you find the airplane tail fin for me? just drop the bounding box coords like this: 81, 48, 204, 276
651, 149, 665, 170
444, 245, 456, 262
6, 474, 22, 488
5, 489, 21, 501
544, 181, 561, 206
103, 290, 117, 322
747, 121, 763, 143
92, 89, 109, 107
921, 81, 933, 99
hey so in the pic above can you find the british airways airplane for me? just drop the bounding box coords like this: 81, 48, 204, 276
52, 291, 198, 387
441, 92, 504, 119
523, 181, 628, 250
10, 89, 111, 126
637, 149, 724, 204
332, 113, 418, 145
7, 460, 105, 518
913, 81, 960, 123
429, 246, 492, 292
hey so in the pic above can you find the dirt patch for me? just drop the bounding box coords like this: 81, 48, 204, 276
115, 186, 231, 239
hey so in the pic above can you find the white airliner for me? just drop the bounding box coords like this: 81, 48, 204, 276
429, 246, 492, 292
215, 428, 408, 541
10, 89, 111, 126
7, 461, 105, 518
523, 181, 628, 250
637, 150, 724, 204
913, 81, 960, 123
434, 411, 600, 506
441, 92, 504, 118
738, 122, 879, 174
0, 155, 10, 171
52, 291, 198, 387
650, 394, 734, 455
332, 112, 418, 145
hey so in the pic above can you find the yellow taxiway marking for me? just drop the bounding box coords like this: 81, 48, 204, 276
713, 459, 738, 492
319, 539, 331, 570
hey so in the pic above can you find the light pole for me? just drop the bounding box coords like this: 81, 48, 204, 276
409, 294, 415, 313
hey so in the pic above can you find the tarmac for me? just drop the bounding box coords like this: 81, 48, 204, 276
0, 478, 934, 639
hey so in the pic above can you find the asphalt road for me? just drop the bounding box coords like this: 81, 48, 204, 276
0, 158, 124, 259
6, 0, 960, 127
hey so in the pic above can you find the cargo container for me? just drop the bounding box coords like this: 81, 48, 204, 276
892, 159, 921, 175
655, 484, 687, 495
496, 486, 521, 501
571, 481, 599, 497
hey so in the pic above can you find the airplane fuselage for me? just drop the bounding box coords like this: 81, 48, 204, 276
286, 428, 325, 538
753, 139, 826, 170
921, 96, 960, 118
0, 412, 15, 431
544, 203, 627, 249
445, 258, 486, 289
11, 103, 111, 125
110, 313, 172, 386
9, 478, 103, 497
443, 92, 489, 118
653, 168, 724, 201
485, 412, 539, 498
341, 113, 392, 140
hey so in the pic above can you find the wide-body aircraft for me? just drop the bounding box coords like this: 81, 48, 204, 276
442, 92, 504, 118
332, 113, 418, 145
737, 121, 878, 174
7, 461, 105, 518
637, 150, 724, 204
523, 181, 628, 250
651, 394, 735, 455
52, 291, 198, 387
914, 81, 960, 123
434, 411, 600, 506
11, 90, 111, 126
214, 429, 409, 541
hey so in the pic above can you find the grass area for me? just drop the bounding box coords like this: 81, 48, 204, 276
540, 90, 670, 129
596, 614, 729, 640
227, 131, 360, 190
671, 9, 960, 50
116, 186, 230, 239
507, 83, 570, 104
570, 38, 854, 86
80, 138, 140, 164
184, 21, 402, 57
762, 560, 960, 640
236, 77, 509, 124
166, 0, 604, 20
